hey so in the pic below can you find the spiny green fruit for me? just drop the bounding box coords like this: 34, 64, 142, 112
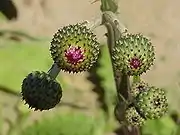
130, 81, 149, 98
135, 86, 168, 119
50, 23, 100, 73
21, 71, 62, 111
125, 106, 145, 127
112, 33, 155, 76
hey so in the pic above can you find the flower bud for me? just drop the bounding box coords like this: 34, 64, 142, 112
21, 71, 62, 111
130, 81, 149, 98
125, 106, 145, 127
135, 86, 168, 119
112, 33, 155, 76
50, 23, 100, 73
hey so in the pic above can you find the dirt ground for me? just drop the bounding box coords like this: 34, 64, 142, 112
0, 0, 180, 134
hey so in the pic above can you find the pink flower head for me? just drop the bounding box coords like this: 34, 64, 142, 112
65, 46, 84, 65
130, 58, 141, 69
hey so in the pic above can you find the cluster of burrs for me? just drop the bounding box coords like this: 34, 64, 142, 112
113, 33, 168, 127
21, 23, 100, 111
20, 22, 168, 127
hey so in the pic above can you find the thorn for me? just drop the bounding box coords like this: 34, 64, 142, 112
91, 0, 100, 4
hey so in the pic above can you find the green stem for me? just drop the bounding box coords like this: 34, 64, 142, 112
47, 63, 61, 80
85, 17, 102, 30
101, 0, 118, 13
133, 75, 141, 83
102, 11, 128, 103
102, 11, 140, 135
102, 11, 127, 38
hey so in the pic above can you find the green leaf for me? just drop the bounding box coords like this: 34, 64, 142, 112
142, 116, 177, 135
0, 38, 70, 94
97, 46, 115, 92
21, 112, 105, 135
0, 39, 52, 92
96, 45, 117, 130
100, 0, 118, 13
97, 45, 116, 108
0, 104, 3, 135
175, 125, 180, 135
0, 12, 7, 21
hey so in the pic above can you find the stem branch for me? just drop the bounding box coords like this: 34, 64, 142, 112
47, 63, 61, 80
102, 11, 128, 102
102, 11, 140, 135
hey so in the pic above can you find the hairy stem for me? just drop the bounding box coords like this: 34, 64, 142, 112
85, 17, 102, 30
102, 11, 140, 135
102, 11, 128, 103
100, 0, 118, 13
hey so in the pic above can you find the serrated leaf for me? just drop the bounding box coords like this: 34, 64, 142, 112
97, 45, 116, 92
96, 45, 117, 130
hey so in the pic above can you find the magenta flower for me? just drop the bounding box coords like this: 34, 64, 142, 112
50, 23, 100, 73
130, 58, 141, 69
112, 33, 155, 76
65, 46, 84, 65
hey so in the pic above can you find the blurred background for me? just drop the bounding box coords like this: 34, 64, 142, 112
0, 0, 180, 135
